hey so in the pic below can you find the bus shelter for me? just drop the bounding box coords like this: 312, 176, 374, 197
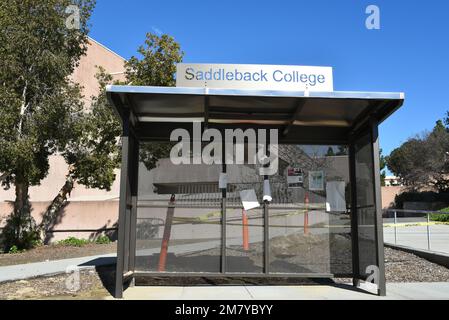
106, 85, 404, 298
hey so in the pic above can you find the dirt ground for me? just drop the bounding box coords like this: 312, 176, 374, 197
0, 264, 116, 300
135, 232, 354, 274
0, 243, 117, 267
0, 246, 448, 300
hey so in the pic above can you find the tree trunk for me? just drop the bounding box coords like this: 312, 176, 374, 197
11, 181, 36, 247
40, 175, 75, 242
14, 181, 31, 237
14, 181, 29, 216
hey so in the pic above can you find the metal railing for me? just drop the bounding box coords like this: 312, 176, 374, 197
383, 208, 449, 252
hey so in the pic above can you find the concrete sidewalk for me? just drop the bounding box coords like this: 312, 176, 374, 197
111, 282, 449, 300
0, 253, 116, 283
384, 224, 449, 254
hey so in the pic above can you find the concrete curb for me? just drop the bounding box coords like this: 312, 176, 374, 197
385, 242, 449, 268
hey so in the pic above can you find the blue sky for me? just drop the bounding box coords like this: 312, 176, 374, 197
89, 0, 449, 157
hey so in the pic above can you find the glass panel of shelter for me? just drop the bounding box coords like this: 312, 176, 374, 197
268, 145, 352, 275
225, 163, 265, 273
134, 141, 353, 276
354, 131, 378, 278
135, 141, 222, 273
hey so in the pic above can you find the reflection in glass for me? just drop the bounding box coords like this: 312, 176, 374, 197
225, 173, 264, 273
133, 142, 353, 276
269, 145, 352, 275
135, 142, 222, 273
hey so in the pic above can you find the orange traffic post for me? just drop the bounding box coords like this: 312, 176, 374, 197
242, 209, 249, 251
158, 194, 176, 272
304, 192, 309, 235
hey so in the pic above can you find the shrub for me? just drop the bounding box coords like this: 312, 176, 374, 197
57, 236, 111, 247
95, 235, 111, 244
430, 214, 449, 222
57, 237, 90, 247
31, 239, 42, 247
8, 245, 23, 254
393, 191, 449, 209
1, 212, 41, 253
430, 207, 449, 222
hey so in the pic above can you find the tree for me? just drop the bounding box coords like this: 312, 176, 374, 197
0, 0, 95, 250
40, 68, 121, 242
435, 119, 447, 133
379, 148, 386, 186
40, 33, 184, 241
386, 120, 449, 192
386, 138, 424, 187
425, 120, 449, 191
125, 33, 183, 87
125, 33, 184, 171
335, 146, 348, 156
325, 147, 335, 156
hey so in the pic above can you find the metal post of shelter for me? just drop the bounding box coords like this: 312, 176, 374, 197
115, 110, 139, 298
370, 118, 387, 296
349, 137, 360, 288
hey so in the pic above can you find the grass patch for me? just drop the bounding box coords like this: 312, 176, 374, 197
57, 237, 90, 247
94, 235, 111, 245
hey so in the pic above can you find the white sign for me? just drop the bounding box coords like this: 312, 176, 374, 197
326, 181, 346, 212
176, 63, 333, 91
287, 167, 303, 188
239, 189, 260, 211
308, 171, 324, 191
218, 173, 227, 189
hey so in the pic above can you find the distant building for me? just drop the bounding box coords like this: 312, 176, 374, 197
384, 175, 402, 186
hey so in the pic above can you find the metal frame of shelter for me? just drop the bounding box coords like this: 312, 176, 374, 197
106, 85, 404, 298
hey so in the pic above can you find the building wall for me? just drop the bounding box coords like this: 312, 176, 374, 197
381, 186, 403, 209
71, 38, 127, 105
0, 201, 119, 243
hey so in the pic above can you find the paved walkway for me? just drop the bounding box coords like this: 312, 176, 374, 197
0, 253, 116, 283
384, 224, 449, 254
110, 282, 449, 300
